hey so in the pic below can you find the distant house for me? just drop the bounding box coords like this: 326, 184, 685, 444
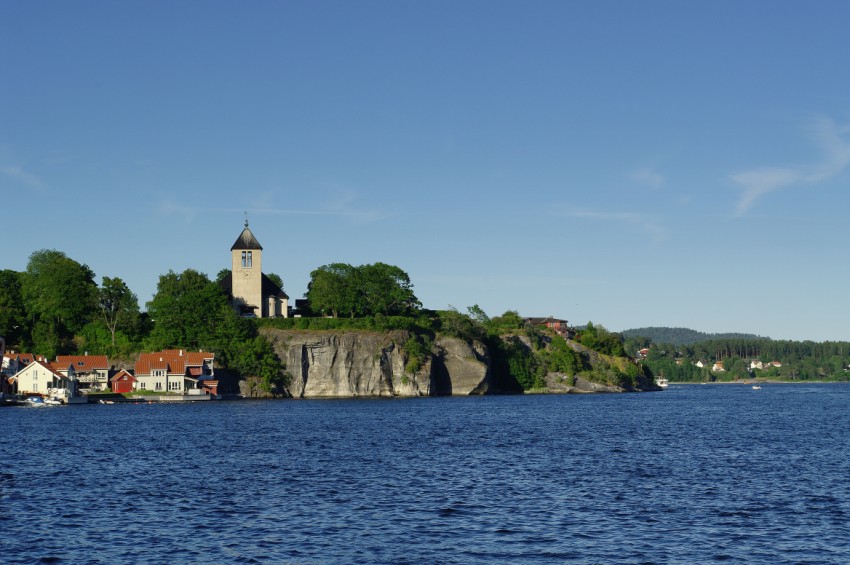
695, 360, 706, 368
750, 360, 782, 371
56, 355, 110, 391
134, 350, 215, 394
10, 360, 75, 397
110, 369, 136, 394
712, 361, 725, 372
524, 317, 573, 338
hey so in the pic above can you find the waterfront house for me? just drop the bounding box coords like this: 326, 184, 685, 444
55, 355, 110, 391
110, 369, 136, 394
134, 350, 215, 394
10, 360, 75, 397
712, 361, 725, 372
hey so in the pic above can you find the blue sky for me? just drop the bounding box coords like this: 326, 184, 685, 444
2, 1, 849, 342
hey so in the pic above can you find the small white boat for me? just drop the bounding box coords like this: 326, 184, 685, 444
752, 385, 761, 390
656, 375, 669, 389
24, 396, 46, 406
44, 397, 63, 405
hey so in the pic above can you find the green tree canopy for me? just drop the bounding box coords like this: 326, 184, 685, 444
0, 269, 29, 348
357, 262, 420, 316
21, 249, 98, 355
145, 269, 235, 351
98, 276, 140, 348
306, 262, 420, 318
306, 263, 357, 318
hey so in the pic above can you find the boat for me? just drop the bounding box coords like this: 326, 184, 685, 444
752, 385, 761, 390
24, 396, 46, 406
656, 374, 669, 389
44, 397, 63, 405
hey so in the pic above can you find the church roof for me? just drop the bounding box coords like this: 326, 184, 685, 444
262, 273, 289, 299
231, 227, 263, 251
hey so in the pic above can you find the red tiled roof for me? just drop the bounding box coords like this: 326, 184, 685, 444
6, 353, 37, 364
56, 355, 109, 372
110, 369, 136, 383
135, 350, 215, 377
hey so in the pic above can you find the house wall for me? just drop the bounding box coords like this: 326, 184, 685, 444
135, 374, 168, 392
112, 376, 134, 394
15, 365, 67, 395
135, 374, 194, 393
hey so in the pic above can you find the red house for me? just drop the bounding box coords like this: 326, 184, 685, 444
110, 369, 136, 394
524, 316, 574, 339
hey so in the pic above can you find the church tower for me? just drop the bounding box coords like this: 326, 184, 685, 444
224, 218, 289, 318
230, 218, 264, 317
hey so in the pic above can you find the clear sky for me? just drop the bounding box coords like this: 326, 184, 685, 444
2, 1, 849, 342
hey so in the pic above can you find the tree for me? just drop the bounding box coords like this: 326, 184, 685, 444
466, 304, 491, 327
21, 249, 98, 354
306, 263, 358, 318
216, 269, 231, 283
0, 269, 29, 348
145, 269, 233, 350
98, 277, 140, 348
490, 310, 524, 331
357, 262, 420, 316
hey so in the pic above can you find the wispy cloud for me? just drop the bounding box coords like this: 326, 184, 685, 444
731, 116, 850, 216
158, 198, 199, 222
249, 184, 392, 223
0, 164, 46, 191
558, 206, 667, 242
630, 167, 665, 190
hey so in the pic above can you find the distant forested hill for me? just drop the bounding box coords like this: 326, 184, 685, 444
621, 327, 766, 346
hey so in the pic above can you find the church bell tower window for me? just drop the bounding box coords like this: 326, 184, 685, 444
242, 251, 252, 268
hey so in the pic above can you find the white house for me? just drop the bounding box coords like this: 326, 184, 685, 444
11, 360, 76, 398
55, 355, 110, 391
134, 350, 215, 394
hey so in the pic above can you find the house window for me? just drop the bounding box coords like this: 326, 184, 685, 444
242, 251, 252, 268
169, 381, 181, 391
155, 382, 162, 391
140, 382, 146, 390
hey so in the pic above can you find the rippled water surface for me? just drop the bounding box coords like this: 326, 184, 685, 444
2, 384, 850, 563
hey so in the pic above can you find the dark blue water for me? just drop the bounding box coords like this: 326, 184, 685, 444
2, 384, 849, 563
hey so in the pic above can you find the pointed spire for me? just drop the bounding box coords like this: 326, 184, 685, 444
231, 219, 263, 250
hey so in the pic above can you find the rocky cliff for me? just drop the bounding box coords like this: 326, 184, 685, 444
258, 328, 494, 398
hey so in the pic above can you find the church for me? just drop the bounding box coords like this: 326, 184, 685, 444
220, 221, 289, 318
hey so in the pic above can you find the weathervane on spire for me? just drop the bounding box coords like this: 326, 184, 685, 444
244, 210, 249, 228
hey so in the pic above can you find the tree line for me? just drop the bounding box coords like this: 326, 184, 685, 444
625, 334, 850, 382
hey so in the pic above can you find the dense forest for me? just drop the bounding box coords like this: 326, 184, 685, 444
624, 327, 850, 382
621, 327, 765, 345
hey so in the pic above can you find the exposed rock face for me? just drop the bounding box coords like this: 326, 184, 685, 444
544, 372, 624, 393
259, 328, 493, 398
430, 335, 492, 395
